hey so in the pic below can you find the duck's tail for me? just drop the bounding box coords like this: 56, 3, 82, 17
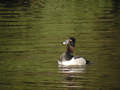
86, 59, 90, 64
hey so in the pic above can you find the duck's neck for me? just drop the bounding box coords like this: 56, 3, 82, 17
65, 45, 74, 60
67, 45, 74, 53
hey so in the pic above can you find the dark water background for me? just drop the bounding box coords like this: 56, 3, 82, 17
0, 0, 120, 89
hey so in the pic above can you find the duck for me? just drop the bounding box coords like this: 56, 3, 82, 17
58, 37, 89, 66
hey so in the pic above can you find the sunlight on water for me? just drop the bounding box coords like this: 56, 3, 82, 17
0, 0, 120, 90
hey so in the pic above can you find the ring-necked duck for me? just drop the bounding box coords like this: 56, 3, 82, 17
58, 37, 89, 66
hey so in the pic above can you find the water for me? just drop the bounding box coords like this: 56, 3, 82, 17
0, 0, 120, 89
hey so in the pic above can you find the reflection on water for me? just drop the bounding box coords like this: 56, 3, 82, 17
58, 66, 87, 89
58, 66, 86, 74
0, 0, 120, 90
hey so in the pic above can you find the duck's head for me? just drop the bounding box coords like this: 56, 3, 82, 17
62, 37, 76, 47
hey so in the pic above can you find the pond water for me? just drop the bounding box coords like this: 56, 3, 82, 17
0, 0, 120, 90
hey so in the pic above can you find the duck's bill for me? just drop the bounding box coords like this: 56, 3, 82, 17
62, 40, 69, 45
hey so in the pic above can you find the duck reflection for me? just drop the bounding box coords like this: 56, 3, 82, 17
58, 66, 87, 89
58, 65, 86, 74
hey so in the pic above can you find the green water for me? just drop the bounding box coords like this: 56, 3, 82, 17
0, 0, 120, 89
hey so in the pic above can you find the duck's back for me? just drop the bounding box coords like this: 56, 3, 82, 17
74, 57, 86, 65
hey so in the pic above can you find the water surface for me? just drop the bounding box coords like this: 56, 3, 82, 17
0, 0, 120, 90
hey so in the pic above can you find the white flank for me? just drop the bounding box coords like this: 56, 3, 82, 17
58, 57, 86, 66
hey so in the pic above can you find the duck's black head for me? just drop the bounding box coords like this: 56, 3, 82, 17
62, 37, 76, 47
